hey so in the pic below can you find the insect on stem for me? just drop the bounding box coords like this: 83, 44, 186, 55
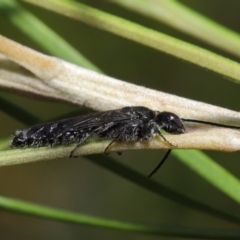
10, 106, 240, 178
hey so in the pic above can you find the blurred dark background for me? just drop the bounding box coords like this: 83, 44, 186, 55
0, 0, 240, 239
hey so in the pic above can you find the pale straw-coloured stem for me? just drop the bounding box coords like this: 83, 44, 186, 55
0, 35, 240, 166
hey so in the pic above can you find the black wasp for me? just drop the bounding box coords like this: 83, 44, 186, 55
10, 106, 240, 177
11, 106, 184, 151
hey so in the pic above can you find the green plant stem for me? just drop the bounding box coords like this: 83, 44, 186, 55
1, 194, 240, 238
112, 0, 240, 57
1, 144, 240, 225
174, 150, 240, 204
21, 0, 240, 84
0, 0, 101, 71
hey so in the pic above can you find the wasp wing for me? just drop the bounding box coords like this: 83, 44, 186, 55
70, 109, 131, 130
11, 108, 134, 148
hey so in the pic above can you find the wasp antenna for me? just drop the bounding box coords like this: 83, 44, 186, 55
181, 118, 240, 129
